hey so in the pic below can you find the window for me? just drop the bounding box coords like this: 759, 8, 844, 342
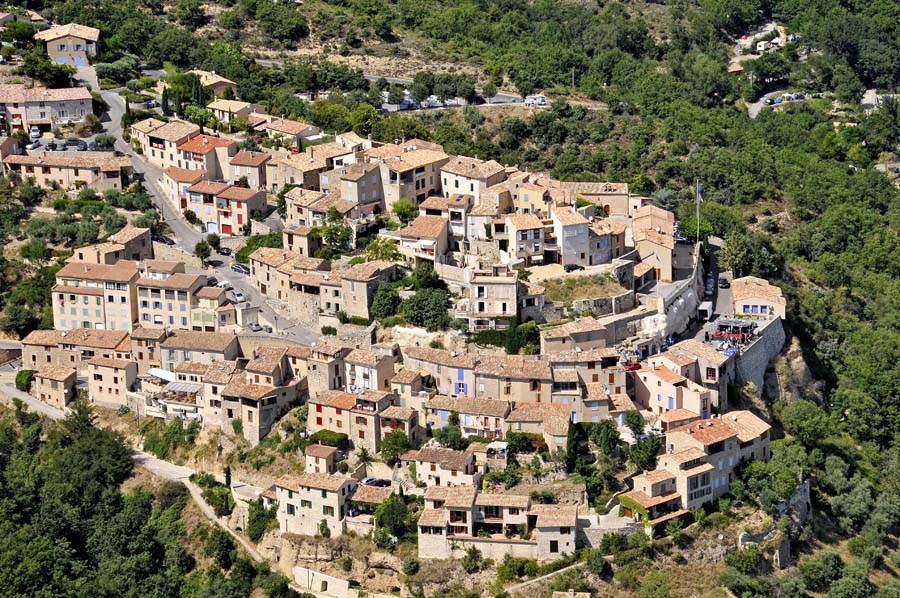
550, 540, 559, 553
560, 527, 571, 535
286, 504, 295, 515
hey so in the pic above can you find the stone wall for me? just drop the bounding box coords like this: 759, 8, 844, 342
572, 290, 635, 317
735, 319, 786, 390
152, 241, 204, 270
335, 323, 376, 350
470, 239, 500, 262
292, 567, 352, 598
250, 219, 272, 236
450, 537, 538, 561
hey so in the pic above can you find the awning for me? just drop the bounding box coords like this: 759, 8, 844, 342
147, 367, 177, 382
165, 381, 202, 393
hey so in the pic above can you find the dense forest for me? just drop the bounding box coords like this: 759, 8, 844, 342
0, 400, 298, 598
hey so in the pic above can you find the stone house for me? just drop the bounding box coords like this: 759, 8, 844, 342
53, 260, 139, 332
160, 331, 240, 371
402, 347, 476, 398
176, 134, 236, 181
33, 367, 77, 409
273, 473, 356, 537
344, 348, 395, 392
425, 395, 510, 439
466, 267, 518, 332
22, 328, 129, 375
131, 119, 200, 172
136, 273, 207, 330
403, 446, 480, 488
33, 23, 99, 66
551, 208, 590, 268
305, 444, 338, 474
395, 215, 449, 266
87, 356, 138, 408
3, 152, 133, 192
440, 156, 506, 202
229, 150, 271, 190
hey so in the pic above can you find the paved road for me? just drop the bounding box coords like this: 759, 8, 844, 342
95, 79, 317, 345
747, 88, 787, 118
253, 58, 521, 104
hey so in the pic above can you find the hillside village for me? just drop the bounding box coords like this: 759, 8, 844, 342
0, 10, 875, 598
0, 19, 801, 596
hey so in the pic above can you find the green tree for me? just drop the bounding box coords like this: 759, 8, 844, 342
207, 233, 221, 250
205, 528, 236, 570
400, 288, 450, 330
780, 400, 831, 447
317, 519, 331, 538
370, 286, 401, 321
379, 429, 409, 466
623, 410, 645, 437
392, 198, 418, 224
365, 236, 401, 262
194, 240, 211, 262
375, 493, 410, 538
628, 434, 662, 472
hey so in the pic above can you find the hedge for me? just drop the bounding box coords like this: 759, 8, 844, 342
617, 495, 650, 523
15, 369, 35, 392
349, 316, 370, 326
309, 430, 348, 447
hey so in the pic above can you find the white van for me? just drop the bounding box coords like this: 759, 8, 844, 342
524, 94, 547, 106
216, 279, 233, 290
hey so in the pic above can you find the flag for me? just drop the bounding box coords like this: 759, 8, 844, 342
655, 254, 660, 264
697, 181, 704, 203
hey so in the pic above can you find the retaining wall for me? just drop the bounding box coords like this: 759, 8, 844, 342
735, 318, 786, 391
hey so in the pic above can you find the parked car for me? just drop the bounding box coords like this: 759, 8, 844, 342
524, 94, 548, 106
231, 263, 250, 275
718, 277, 730, 289
564, 264, 584, 273
360, 478, 391, 487
25, 140, 40, 150
247, 322, 262, 332
206, 277, 218, 287
29, 126, 41, 139
46, 141, 59, 151
231, 290, 246, 302
262, 325, 273, 333
153, 235, 176, 246
216, 247, 232, 256
216, 279, 233, 290
65, 138, 81, 147
75, 140, 87, 151
764, 98, 774, 105
87, 141, 96, 151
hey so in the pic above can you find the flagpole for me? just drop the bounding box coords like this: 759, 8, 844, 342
695, 178, 700, 245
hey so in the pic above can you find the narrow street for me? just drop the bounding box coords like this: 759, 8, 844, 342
96, 80, 318, 346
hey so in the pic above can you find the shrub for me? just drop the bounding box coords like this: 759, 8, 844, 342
341, 556, 353, 572
246, 498, 278, 543
232, 419, 243, 435
308, 430, 348, 447
321, 325, 337, 336
336, 310, 349, 324
337, 461, 349, 474
15, 369, 35, 392
401, 558, 419, 576
461, 546, 482, 573
349, 316, 370, 326
205, 528, 236, 570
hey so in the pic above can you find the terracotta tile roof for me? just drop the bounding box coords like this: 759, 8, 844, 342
143, 120, 200, 143
426, 396, 510, 418
475, 493, 530, 508
441, 156, 505, 180
88, 356, 133, 369
34, 22, 99, 41
137, 273, 204, 291
196, 286, 224, 300
0, 84, 93, 104
271, 153, 326, 172
219, 186, 262, 201
671, 419, 737, 446
187, 180, 231, 196
230, 150, 271, 167
340, 260, 394, 282
247, 346, 287, 374
506, 213, 544, 230
107, 225, 148, 245
552, 368, 579, 383
305, 444, 338, 459
282, 472, 352, 492
161, 331, 237, 352
5, 151, 131, 171
475, 355, 551, 380
250, 247, 297, 268
286, 345, 313, 359
310, 340, 347, 357
730, 276, 785, 305
553, 208, 589, 226
177, 135, 234, 155
658, 351, 696, 368
724, 411, 771, 442
418, 508, 446, 527
634, 204, 675, 224
207, 99, 252, 113
634, 228, 674, 249
52, 284, 103, 296
187, 70, 237, 88
129, 327, 168, 341
659, 408, 701, 423
331, 162, 379, 181
584, 383, 609, 402
307, 141, 355, 161
221, 379, 278, 401
669, 339, 731, 366
380, 405, 415, 421
345, 348, 385, 367
506, 402, 569, 422
636, 469, 675, 484
648, 365, 686, 386
351, 485, 393, 504
414, 447, 472, 470
131, 118, 166, 135
309, 389, 355, 409
609, 393, 636, 413
203, 361, 239, 384
620, 489, 681, 509
175, 361, 211, 374
262, 118, 316, 136
424, 485, 477, 507
163, 166, 206, 184
404, 346, 475, 369
529, 504, 578, 528
391, 369, 424, 386
36, 366, 76, 382
397, 215, 448, 239
24, 328, 129, 349
57, 260, 138, 283
285, 187, 326, 208
665, 447, 707, 464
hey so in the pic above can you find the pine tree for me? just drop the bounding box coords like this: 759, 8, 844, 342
161, 87, 169, 114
